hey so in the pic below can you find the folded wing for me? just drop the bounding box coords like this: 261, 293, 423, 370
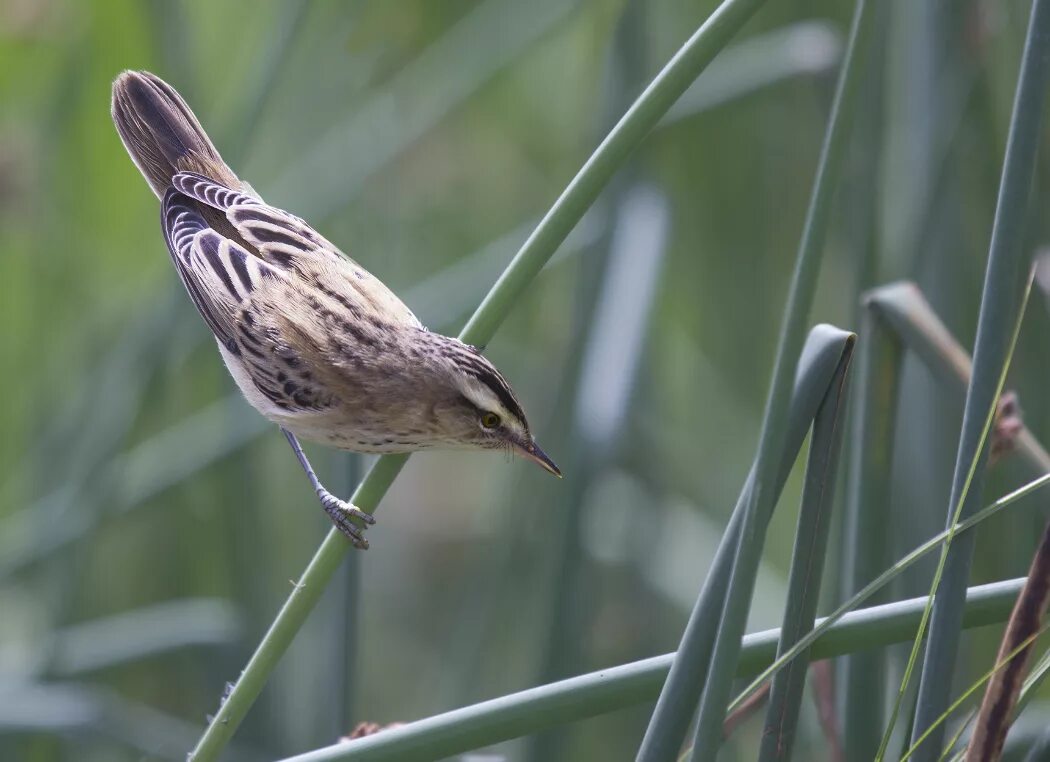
160, 189, 331, 413
172, 171, 422, 330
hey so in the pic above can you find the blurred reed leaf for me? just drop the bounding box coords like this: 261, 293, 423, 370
573, 185, 669, 451
1, 289, 194, 559
663, 20, 842, 124
527, 18, 656, 756
191, 0, 780, 755
531, 180, 670, 761
1022, 727, 1050, 762
1017, 647, 1050, 718
33, 598, 240, 679
909, 0, 1050, 751
0, 682, 259, 761
404, 212, 603, 330
263, 0, 580, 218
0, 395, 268, 577
1036, 250, 1050, 314
688, 0, 875, 756
273, 578, 1026, 762
216, 0, 311, 169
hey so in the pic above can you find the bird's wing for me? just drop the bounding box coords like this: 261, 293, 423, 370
172, 171, 422, 329
161, 189, 332, 413
162, 188, 265, 354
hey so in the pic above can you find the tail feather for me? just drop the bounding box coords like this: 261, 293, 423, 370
112, 71, 240, 198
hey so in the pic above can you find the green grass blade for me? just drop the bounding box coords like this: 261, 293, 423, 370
637, 327, 856, 761
901, 627, 1048, 761
189, 1, 774, 757
758, 333, 855, 760
889, 272, 1036, 760
271, 579, 1025, 762
910, 1, 1050, 755
688, 1, 876, 757
731, 469, 1050, 713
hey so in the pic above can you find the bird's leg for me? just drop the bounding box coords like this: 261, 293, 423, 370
282, 429, 376, 549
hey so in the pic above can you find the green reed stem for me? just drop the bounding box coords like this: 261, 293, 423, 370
840, 303, 903, 758
275, 579, 1024, 762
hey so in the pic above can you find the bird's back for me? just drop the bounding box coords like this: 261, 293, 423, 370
112, 71, 423, 444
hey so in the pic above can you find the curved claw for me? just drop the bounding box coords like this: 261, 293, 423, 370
318, 491, 374, 549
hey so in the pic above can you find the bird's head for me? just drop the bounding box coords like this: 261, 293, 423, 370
424, 335, 560, 477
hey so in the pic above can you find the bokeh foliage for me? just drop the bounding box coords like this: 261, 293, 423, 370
2, 1, 1050, 760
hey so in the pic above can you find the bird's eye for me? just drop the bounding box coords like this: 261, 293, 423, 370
480, 412, 501, 429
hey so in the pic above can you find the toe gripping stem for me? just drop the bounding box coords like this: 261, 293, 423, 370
318, 490, 375, 550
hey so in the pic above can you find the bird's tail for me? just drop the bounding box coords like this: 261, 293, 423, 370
111, 70, 241, 198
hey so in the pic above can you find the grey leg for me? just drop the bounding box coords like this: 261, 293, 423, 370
282, 429, 375, 549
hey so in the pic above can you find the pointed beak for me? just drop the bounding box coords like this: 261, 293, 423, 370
516, 439, 562, 478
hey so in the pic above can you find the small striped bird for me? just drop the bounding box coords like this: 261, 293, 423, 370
111, 71, 559, 549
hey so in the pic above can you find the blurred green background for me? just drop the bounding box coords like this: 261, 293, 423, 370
2, 0, 1049, 760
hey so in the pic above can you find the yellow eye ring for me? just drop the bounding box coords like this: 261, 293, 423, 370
481, 412, 501, 429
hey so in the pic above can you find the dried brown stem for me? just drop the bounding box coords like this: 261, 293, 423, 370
965, 518, 1050, 762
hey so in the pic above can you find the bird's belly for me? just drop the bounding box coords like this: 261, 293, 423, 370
277, 416, 420, 454
216, 343, 434, 454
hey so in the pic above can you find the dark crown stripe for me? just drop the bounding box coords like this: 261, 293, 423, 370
456, 356, 526, 425
479, 373, 525, 424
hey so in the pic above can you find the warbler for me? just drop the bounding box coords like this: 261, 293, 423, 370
111, 71, 560, 549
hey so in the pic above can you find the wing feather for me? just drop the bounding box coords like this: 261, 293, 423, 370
161, 189, 331, 414
161, 189, 277, 352
172, 171, 261, 209
168, 174, 422, 330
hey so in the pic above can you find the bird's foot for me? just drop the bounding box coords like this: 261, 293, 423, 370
318, 490, 375, 550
